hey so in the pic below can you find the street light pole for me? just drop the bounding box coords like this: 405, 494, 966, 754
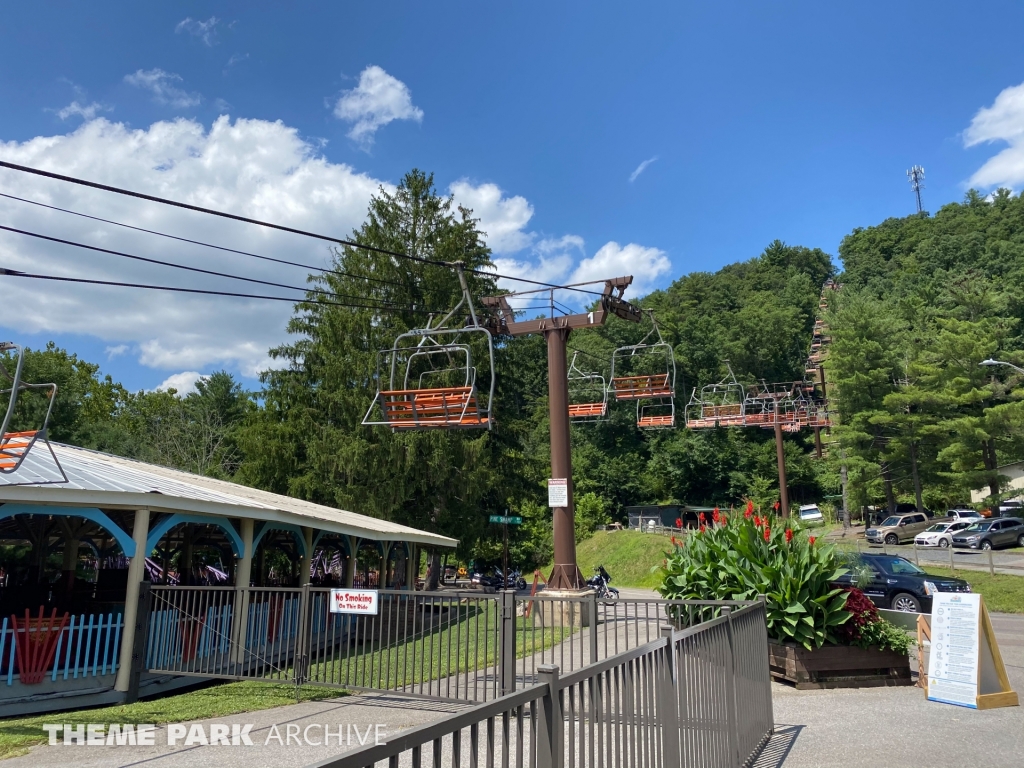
980, 359, 1024, 375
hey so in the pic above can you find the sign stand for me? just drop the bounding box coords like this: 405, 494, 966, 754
919, 593, 1018, 710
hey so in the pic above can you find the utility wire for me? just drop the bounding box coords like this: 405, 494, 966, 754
0, 160, 610, 298
0, 224, 422, 310
0, 191, 411, 291
0, 267, 434, 313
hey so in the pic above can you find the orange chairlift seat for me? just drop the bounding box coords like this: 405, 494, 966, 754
684, 362, 745, 429
567, 352, 608, 421
0, 341, 67, 483
610, 312, 677, 428
362, 267, 495, 432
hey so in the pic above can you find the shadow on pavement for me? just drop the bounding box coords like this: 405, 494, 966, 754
750, 724, 804, 768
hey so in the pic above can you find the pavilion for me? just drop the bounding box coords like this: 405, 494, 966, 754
0, 442, 455, 715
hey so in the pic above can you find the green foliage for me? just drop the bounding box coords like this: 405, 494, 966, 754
856, 616, 914, 655
573, 491, 610, 542
659, 511, 850, 649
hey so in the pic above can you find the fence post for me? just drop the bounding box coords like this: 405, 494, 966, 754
722, 606, 741, 768
124, 581, 152, 704
989, 546, 995, 576
499, 589, 517, 695
913, 545, 920, 567
294, 584, 311, 689
658, 626, 681, 767
587, 590, 599, 665
949, 544, 955, 571
536, 664, 563, 768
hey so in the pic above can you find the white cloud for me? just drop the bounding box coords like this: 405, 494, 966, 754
964, 81, 1024, 189
450, 180, 535, 254
629, 157, 658, 183
569, 242, 671, 299
55, 101, 110, 121
154, 371, 203, 395
105, 344, 129, 359
225, 53, 248, 68
176, 17, 220, 46
0, 115, 389, 378
124, 69, 201, 109
333, 65, 423, 148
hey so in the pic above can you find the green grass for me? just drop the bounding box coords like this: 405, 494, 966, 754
916, 567, 1024, 614
548, 530, 674, 589
306, 601, 575, 689
0, 681, 339, 760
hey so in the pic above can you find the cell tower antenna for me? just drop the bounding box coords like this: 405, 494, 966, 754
907, 165, 925, 214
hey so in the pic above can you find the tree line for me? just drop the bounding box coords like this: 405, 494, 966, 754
5, 172, 1023, 571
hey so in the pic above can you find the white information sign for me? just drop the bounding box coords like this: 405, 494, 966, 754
329, 589, 379, 615
548, 478, 568, 508
927, 592, 981, 708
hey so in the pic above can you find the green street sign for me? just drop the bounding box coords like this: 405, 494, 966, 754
489, 515, 523, 525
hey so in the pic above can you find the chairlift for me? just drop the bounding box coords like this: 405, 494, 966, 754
609, 312, 677, 429
0, 342, 66, 482
745, 381, 801, 430
567, 352, 608, 421
362, 267, 495, 431
684, 362, 745, 429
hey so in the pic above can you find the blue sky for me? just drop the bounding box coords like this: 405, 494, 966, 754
2, 2, 1024, 392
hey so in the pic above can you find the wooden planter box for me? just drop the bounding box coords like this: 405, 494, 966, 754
768, 640, 912, 690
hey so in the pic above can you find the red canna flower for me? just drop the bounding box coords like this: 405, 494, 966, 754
699, 512, 706, 523
699, 524, 707, 533
764, 527, 771, 542
675, 518, 683, 529
754, 515, 762, 527
671, 536, 679, 547
773, 501, 780, 512
785, 529, 793, 543
809, 536, 816, 545
712, 508, 720, 523
720, 514, 727, 525
745, 500, 754, 519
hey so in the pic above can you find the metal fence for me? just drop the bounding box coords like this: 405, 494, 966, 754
307, 601, 773, 768
145, 585, 763, 707
0, 611, 123, 685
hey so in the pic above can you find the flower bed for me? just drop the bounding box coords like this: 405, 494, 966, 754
660, 502, 912, 687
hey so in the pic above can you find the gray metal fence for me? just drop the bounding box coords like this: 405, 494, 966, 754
307, 601, 773, 768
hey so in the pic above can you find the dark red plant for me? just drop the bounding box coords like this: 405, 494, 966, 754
744, 500, 754, 519
785, 529, 793, 543
675, 517, 683, 529
808, 536, 816, 545
763, 527, 771, 542
836, 587, 879, 644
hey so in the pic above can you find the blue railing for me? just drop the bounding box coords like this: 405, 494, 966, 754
0, 612, 123, 685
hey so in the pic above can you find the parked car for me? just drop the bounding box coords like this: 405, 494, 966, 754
946, 508, 982, 522
833, 553, 971, 613
865, 512, 932, 545
914, 520, 974, 548
951, 518, 1024, 550
997, 500, 1024, 518
797, 504, 824, 524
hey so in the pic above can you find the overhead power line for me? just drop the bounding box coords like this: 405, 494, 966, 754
0, 267, 435, 313
0, 224, 422, 310
0, 191, 409, 291
0, 160, 610, 298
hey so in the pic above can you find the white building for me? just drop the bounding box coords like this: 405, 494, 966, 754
970, 461, 1024, 505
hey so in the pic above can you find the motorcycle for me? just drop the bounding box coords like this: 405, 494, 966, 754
586, 565, 619, 599
471, 567, 528, 591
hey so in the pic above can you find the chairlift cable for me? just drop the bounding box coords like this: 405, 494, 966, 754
0, 224, 428, 309
0, 161, 612, 299
0, 267, 438, 313
0, 191, 412, 291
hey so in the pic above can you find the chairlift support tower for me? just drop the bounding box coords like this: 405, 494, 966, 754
483, 277, 639, 589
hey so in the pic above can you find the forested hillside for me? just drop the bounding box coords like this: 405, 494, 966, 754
5, 176, 1023, 568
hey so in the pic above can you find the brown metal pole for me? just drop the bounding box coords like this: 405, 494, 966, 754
774, 422, 790, 518
814, 427, 823, 458
546, 326, 581, 589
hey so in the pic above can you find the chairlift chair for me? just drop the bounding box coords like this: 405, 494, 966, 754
609, 312, 677, 428
0, 342, 66, 482
567, 352, 608, 421
362, 267, 495, 431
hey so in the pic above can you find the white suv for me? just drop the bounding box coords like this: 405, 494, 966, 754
915, 520, 974, 548
947, 509, 982, 522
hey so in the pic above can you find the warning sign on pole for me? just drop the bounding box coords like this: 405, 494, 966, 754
548, 478, 568, 508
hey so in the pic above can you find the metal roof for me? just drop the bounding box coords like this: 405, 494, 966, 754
0, 442, 456, 548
